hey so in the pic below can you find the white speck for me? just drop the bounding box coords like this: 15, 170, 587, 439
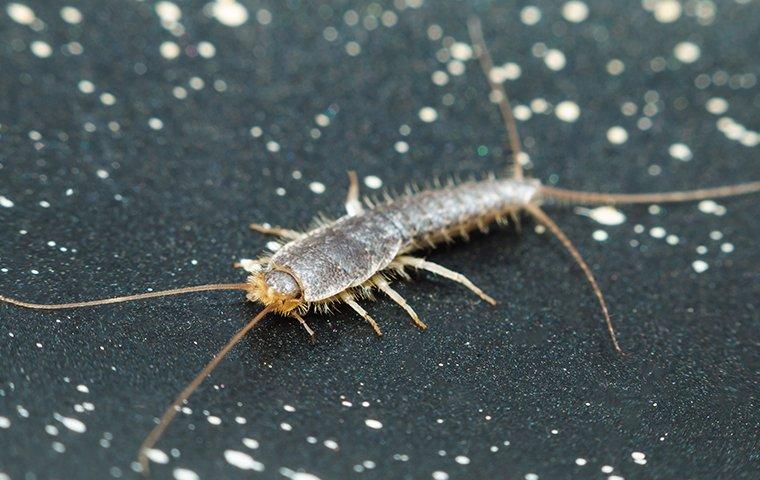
666, 234, 679, 245
323, 439, 339, 450
0, 196, 14, 208
608, 476, 625, 480
576, 206, 626, 225
721, 242, 734, 253
160, 41, 181, 59
705, 97, 728, 115
674, 41, 701, 63
696, 245, 708, 255
592, 230, 609, 241
449, 42, 473, 61
280, 422, 292, 431
78, 80, 95, 94
212, 0, 249, 27
365, 419, 383, 429
668, 143, 692, 161
250, 126, 263, 137
189, 77, 204, 89
419, 107, 438, 123
144, 448, 169, 464
283, 404, 296, 412
555, 101, 580, 122
631, 451, 646, 461
156, 2, 182, 23
607, 59, 625, 75
279, 468, 323, 480
76, 384, 89, 393
575, 458, 587, 466
530, 98, 549, 114
207, 415, 221, 425
31, 41, 53, 58
394, 141, 409, 154
650, 227, 666, 238
266, 141, 280, 153
653, 0, 681, 23
242, 437, 259, 449
431, 71, 449, 86
309, 182, 326, 194
525, 474, 539, 480
692, 260, 708, 273
7, 3, 36, 25
96, 169, 109, 179
148, 118, 164, 130
0, 417, 10, 429
315, 114, 330, 127
266, 241, 281, 252
709, 230, 723, 241
235, 416, 246, 424
562, 1, 589, 23
100, 92, 116, 105
173, 468, 199, 480
432, 471, 450, 480
454, 455, 470, 465
54, 413, 86, 433
256, 8, 272, 25
60, 6, 83, 24
514, 105, 532, 121
364, 175, 382, 189
447, 60, 465, 76
607, 126, 628, 144
197, 41, 216, 58
544, 49, 566, 71
224, 450, 264, 471
520, 6, 542, 25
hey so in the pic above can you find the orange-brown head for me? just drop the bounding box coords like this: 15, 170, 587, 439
246, 269, 304, 313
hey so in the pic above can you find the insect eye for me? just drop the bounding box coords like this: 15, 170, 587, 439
264, 270, 302, 299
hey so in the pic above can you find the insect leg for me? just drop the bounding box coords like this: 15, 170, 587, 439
249, 223, 304, 240
374, 277, 427, 330
525, 204, 625, 355
340, 293, 382, 336
467, 15, 524, 180
345, 170, 364, 216
291, 312, 316, 340
394, 256, 497, 305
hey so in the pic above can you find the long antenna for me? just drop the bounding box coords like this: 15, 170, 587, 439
526, 205, 625, 354
0, 283, 251, 310
467, 15, 524, 180
540, 181, 760, 205
138, 304, 274, 474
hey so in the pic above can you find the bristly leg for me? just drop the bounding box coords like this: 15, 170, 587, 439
394, 256, 497, 305
525, 204, 625, 355
374, 276, 427, 330
340, 293, 383, 336
345, 170, 364, 216
249, 223, 304, 240
291, 311, 316, 340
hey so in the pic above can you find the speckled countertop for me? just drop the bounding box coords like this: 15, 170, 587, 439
1, 1, 759, 479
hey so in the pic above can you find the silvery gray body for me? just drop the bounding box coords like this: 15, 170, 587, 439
269, 178, 541, 302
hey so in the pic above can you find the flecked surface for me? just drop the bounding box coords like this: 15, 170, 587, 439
1, 1, 758, 479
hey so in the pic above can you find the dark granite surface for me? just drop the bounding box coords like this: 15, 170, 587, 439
1, 1, 758, 479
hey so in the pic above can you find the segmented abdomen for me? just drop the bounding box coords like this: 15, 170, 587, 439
377, 178, 540, 248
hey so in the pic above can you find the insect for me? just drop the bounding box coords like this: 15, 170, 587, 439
1, 17, 759, 474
